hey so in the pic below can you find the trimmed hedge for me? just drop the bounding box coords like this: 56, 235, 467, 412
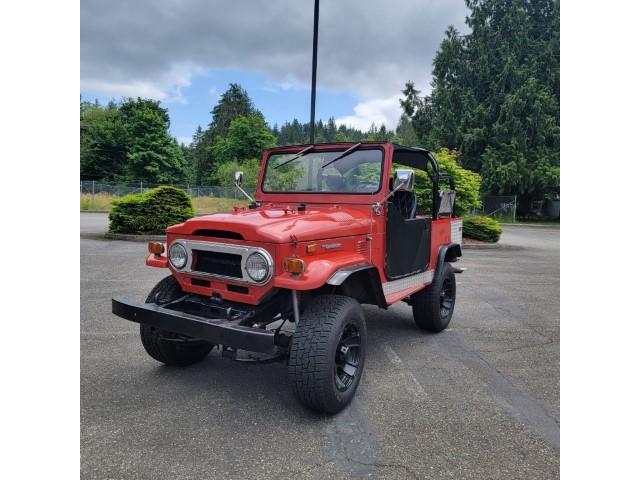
108, 186, 194, 234
462, 215, 503, 243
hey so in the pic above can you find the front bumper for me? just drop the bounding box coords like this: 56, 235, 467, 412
112, 296, 278, 354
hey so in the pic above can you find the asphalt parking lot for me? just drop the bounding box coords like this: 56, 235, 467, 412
81, 212, 559, 479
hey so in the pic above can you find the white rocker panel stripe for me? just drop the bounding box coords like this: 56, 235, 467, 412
382, 269, 434, 296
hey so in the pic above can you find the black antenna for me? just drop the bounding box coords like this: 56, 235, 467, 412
309, 0, 319, 144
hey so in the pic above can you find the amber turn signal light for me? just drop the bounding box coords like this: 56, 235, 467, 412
284, 257, 305, 274
148, 242, 165, 255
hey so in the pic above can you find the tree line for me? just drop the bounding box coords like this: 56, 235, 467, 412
81, 0, 559, 205
80, 84, 393, 185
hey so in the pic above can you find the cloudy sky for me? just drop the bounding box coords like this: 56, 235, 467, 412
81, 0, 468, 143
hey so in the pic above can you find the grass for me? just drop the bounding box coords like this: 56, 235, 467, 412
192, 196, 248, 215
80, 193, 247, 215
80, 193, 119, 211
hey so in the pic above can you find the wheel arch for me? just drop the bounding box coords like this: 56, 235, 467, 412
436, 243, 462, 281
325, 264, 387, 309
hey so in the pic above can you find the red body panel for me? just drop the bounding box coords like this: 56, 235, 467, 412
167, 204, 374, 243
148, 142, 460, 306
429, 219, 454, 271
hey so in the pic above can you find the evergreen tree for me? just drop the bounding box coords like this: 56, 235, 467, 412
394, 114, 419, 146
399, 82, 435, 148
365, 123, 394, 141
80, 100, 128, 180
402, 0, 560, 200
191, 83, 264, 182
325, 117, 338, 142
119, 98, 185, 183
399, 81, 422, 118
272, 118, 371, 146
207, 115, 275, 186
210, 115, 276, 169
210, 83, 262, 138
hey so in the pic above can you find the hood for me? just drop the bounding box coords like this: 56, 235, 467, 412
167, 204, 373, 243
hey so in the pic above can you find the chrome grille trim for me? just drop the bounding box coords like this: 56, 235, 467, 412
171, 240, 274, 285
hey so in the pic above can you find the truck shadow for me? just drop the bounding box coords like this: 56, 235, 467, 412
133, 303, 432, 419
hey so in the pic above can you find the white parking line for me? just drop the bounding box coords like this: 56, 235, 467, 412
382, 343, 403, 365
382, 344, 428, 399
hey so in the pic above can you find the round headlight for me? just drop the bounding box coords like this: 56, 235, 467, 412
168, 242, 188, 269
245, 252, 270, 282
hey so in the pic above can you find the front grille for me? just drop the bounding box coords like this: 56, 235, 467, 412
193, 250, 242, 278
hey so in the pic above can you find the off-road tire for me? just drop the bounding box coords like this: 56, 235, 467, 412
140, 276, 214, 367
288, 295, 367, 414
412, 263, 456, 332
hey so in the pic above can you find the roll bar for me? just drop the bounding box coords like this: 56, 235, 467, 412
426, 152, 455, 220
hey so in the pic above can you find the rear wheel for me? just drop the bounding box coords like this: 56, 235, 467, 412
412, 263, 456, 332
140, 276, 214, 367
288, 295, 367, 413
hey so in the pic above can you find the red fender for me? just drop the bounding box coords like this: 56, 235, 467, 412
273, 251, 369, 290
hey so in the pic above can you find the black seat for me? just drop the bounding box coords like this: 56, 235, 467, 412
390, 190, 417, 219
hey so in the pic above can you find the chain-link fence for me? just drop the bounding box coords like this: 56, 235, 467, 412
80, 181, 257, 212
475, 195, 517, 223
79, 181, 254, 199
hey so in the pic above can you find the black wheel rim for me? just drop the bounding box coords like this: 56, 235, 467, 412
440, 278, 454, 319
334, 324, 361, 392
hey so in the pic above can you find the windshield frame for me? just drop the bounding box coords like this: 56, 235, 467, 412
260, 146, 385, 196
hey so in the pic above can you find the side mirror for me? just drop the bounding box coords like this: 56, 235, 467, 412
393, 169, 415, 191
234, 171, 244, 187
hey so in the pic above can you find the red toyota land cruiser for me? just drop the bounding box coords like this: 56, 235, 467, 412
113, 142, 463, 413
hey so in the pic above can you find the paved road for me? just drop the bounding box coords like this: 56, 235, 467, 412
81, 213, 559, 479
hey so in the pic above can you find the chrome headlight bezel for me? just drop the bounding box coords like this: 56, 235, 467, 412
244, 251, 271, 283
168, 241, 188, 270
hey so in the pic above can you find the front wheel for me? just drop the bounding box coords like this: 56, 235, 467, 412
412, 263, 457, 332
288, 295, 367, 414
140, 276, 214, 367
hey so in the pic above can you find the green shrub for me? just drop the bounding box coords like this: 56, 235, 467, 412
398, 148, 482, 216
108, 186, 194, 234
462, 215, 503, 243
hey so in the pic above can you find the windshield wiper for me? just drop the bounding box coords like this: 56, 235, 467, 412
274, 145, 315, 169
321, 142, 362, 169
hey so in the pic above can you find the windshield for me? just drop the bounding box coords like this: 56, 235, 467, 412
262, 148, 383, 193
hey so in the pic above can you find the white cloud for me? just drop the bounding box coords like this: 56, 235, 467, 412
257, 85, 279, 93
81, 0, 468, 106
80, 62, 195, 103
80, 79, 169, 101
336, 95, 402, 131
176, 136, 193, 145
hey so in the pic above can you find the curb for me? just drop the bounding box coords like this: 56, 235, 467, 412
462, 242, 502, 250
500, 223, 560, 229
104, 233, 165, 242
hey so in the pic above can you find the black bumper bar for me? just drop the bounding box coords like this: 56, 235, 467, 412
112, 296, 277, 354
